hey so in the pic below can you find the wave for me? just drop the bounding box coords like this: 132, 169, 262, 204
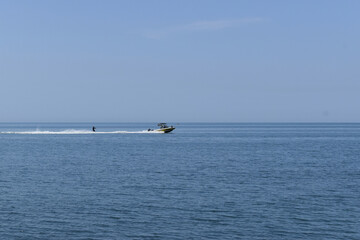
0, 129, 163, 135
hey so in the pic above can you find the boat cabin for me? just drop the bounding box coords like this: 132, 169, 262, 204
157, 123, 169, 129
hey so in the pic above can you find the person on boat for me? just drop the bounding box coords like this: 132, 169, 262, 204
92, 126, 96, 132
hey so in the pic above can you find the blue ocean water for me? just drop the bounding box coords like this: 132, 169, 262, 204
0, 123, 359, 239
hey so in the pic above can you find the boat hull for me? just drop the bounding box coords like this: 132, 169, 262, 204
154, 127, 175, 133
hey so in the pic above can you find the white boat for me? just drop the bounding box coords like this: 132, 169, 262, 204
148, 123, 175, 133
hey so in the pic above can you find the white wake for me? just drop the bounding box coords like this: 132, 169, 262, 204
0, 129, 163, 135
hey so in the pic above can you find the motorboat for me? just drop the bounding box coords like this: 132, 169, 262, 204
148, 123, 175, 133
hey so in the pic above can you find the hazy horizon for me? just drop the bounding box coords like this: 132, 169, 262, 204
1, 121, 359, 124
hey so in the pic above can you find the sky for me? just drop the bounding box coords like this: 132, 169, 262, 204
0, 0, 359, 122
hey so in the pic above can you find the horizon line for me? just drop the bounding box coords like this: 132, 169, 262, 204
1, 121, 360, 124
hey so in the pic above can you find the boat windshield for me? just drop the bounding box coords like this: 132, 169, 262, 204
157, 123, 169, 128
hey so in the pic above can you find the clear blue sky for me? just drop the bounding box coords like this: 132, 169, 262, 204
1, 0, 359, 122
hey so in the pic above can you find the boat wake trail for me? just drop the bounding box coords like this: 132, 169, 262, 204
0, 129, 163, 135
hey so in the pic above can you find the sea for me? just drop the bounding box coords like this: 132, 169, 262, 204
0, 122, 359, 240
